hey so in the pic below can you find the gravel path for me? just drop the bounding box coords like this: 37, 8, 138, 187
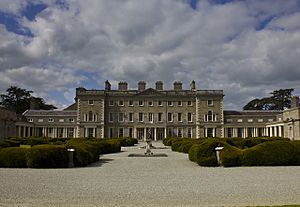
0, 141, 299, 207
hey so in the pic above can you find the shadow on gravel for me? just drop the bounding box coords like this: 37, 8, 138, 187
88, 158, 114, 167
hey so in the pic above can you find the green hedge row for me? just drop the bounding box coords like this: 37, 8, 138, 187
164, 137, 300, 167
0, 137, 138, 168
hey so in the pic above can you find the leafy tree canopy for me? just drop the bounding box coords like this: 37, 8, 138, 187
0, 86, 57, 114
243, 89, 294, 110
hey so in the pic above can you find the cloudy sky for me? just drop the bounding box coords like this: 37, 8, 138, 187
0, 0, 300, 110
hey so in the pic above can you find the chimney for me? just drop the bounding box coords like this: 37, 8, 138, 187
118, 81, 128, 91
105, 80, 111, 91
138, 81, 146, 91
173, 81, 182, 90
190, 80, 196, 91
291, 96, 299, 108
155, 81, 163, 90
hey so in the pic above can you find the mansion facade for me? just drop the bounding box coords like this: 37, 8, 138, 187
2, 80, 300, 141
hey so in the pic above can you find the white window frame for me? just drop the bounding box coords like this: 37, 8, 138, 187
118, 128, 124, 138
187, 127, 192, 138
178, 101, 182, 106
139, 113, 144, 122
119, 112, 124, 122
119, 100, 124, 106
187, 113, 193, 122
207, 100, 213, 106
48, 118, 54, 122
158, 100, 163, 106
109, 112, 114, 122
38, 119, 43, 123
177, 128, 183, 138
187, 101, 192, 106
109, 100, 114, 106
88, 100, 94, 105
139, 100, 144, 106
148, 101, 153, 106
129, 112, 134, 122
69, 118, 75, 122
168, 113, 173, 122
148, 112, 153, 123
158, 113, 163, 122
59, 119, 64, 123
27, 118, 33, 122
237, 119, 243, 123
178, 113, 182, 122
167, 101, 173, 106
129, 100, 133, 106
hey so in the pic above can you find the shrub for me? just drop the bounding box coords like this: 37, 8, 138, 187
26, 145, 68, 168
163, 137, 181, 146
242, 141, 298, 166
117, 137, 138, 146
220, 145, 243, 167
0, 141, 11, 148
0, 147, 28, 168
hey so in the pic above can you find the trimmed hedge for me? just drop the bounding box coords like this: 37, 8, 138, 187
242, 141, 300, 166
117, 137, 138, 146
0, 147, 28, 168
220, 145, 243, 167
26, 145, 69, 168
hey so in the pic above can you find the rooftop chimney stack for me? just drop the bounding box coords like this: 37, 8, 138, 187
118, 81, 128, 91
291, 96, 299, 108
105, 80, 111, 91
155, 81, 163, 90
190, 80, 196, 91
138, 81, 146, 91
173, 81, 182, 90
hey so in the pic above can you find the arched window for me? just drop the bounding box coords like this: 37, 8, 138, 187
89, 111, 93, 122
208, 111, 213, 121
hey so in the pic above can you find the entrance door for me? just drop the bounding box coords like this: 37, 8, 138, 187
146, 128, 154, 139
137, 128, 144, 140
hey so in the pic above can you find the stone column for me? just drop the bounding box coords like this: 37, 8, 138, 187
154, 128, 157, 141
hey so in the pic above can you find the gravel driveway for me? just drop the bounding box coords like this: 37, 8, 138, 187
0, 141, 299, 207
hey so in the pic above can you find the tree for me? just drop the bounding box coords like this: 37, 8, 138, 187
0, 86, 57, 114
243, 88, 294, 110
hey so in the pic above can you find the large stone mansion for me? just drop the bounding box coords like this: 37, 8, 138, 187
1, 80, 300, 140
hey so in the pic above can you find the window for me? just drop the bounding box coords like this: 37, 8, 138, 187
148, 101, 153, 106
109, 128, 114, 138
158, 100, 163, 106
58, 128, 64, 138
187, 113, 192, 122
168, 128, 173, 137
48, 118, 54, 122
139, 100, 144, 106
178, 101, 182, 106
207, 100, 213, 106
139, 113, 144, 122
118, 128, 124, 138
237, 128, 243, 137
187, 101, 192, 106
226, 119, 233, 123
129, 128, 133, 138
207, 111, 213, 121
129, 113, 133, 122
67, 128, 74, 138
59, 119, 64, 122
119, 112, 124, 122
248, 119, 253, 123
119, 100, 124, 106
168, 113, 173, 122
167, 101, 173, 106
109, 100, 114, 106
227, 128, 233, 138
148, 113, 153, 123
187, 128, 192, 138
248, 128, 253, 137
89, 111, 93, 121
109, 112, 114, 122
129, 100, 133, 106
178, 113, 182, 122
207, 128, 214, 137
88, 100, 94, 105
178, 128, 183, 138
27, 118, 33, 122
268, 119, 274, 122
38, 119, 43, 122
258, 119, 263, 122
158, 113, 163, 122
237, 119, 243, 123
69, 118, 74, 122
88, 128, 94, 138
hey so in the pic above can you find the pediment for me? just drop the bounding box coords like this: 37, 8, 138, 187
135, 88, 165, 96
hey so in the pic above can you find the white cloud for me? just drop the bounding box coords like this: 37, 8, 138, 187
1, 0, 300, 109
